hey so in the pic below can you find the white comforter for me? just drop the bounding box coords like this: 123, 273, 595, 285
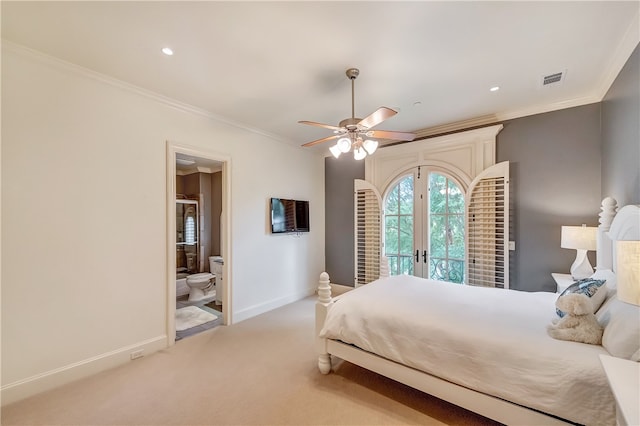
320, 275, 615, 425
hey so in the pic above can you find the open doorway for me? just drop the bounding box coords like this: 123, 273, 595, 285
166, 142, 231, 345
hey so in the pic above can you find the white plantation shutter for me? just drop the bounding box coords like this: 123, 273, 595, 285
465, 161, 509, 288
354, 179, 382, 287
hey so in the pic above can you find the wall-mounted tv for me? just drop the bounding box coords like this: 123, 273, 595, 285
270, 198, 310, 233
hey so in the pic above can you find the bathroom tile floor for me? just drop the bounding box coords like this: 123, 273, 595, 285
175, 297, 223, 341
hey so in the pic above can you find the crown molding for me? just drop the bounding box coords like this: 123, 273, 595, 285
389, 92, 601, 143
1, 39, 295, 147
595, 8, 640, 100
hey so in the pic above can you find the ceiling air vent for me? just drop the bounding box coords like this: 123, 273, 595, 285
540, 70, 566, 88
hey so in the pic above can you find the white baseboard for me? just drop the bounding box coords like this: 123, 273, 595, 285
233, 287, 315, 323
1, 335, 167, 406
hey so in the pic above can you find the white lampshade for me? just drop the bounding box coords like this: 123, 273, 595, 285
337, 137, 351, 153
561, 225, 597, 250
353, 146, 367, 160
363, 139, 378, 155
561, 225, 597, 279
616, 240, 640, 306
329, 144, 341, 159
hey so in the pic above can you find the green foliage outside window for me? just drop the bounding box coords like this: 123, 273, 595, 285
384, 172, 465, 282
385, 175, 414, 275
429, 173, 465, 283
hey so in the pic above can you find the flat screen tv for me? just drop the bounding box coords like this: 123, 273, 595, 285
270, 198, 310, 233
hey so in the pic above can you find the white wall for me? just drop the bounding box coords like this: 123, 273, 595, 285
1, 44, 325, 403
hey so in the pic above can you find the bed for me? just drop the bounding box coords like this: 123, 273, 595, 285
315, 198, 640, 425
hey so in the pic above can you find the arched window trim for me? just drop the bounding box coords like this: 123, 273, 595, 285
365, 124, 501, 192
359, 125, 506, 286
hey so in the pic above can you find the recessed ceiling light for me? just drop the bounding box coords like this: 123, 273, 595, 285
489, 86, 500, 92
161, 47, 174, 56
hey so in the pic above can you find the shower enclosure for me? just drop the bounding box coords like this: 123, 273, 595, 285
176, 199, 199, 278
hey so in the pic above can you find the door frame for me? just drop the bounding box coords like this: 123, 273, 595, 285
166, 141, 232, 346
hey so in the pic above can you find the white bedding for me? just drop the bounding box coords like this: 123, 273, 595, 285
320, 274, 615, 425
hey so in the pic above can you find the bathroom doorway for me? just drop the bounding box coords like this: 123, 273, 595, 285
166, 141, 231, 345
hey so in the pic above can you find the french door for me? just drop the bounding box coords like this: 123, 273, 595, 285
384, 167, 465, 282
356, 161, 509, 287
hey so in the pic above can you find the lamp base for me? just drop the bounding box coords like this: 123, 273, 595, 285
570, 249, 594, 280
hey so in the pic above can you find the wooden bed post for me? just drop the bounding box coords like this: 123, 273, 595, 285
316, 272, 332, 374
597, 197, 618, 271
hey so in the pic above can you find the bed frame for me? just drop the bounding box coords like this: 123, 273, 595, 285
315, 197, 639, 425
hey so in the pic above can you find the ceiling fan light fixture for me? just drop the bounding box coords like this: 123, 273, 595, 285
337, 137, 352, 153
363, 139, 378, 155
353, 146, 367, 160
299, 68, 416, 153
329, 144, 342, 159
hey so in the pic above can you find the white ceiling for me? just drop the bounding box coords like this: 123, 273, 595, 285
2, 1, 639, 151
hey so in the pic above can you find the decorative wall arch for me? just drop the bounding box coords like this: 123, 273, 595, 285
366, 124, 502, 194
370, 125, 503, 281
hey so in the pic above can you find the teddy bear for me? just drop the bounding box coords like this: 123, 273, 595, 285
547, 293, 603, 345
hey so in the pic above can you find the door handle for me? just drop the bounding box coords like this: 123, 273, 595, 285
422, 250, 427, 263
415, 250, 419, 263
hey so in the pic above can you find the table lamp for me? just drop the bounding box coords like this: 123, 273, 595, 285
616, 240, 640, 306
561, 225, 597, 279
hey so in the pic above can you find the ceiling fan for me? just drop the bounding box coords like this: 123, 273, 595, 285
299, 68, 416, 159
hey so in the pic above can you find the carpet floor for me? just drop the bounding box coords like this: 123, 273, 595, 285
1, 297, 500, 425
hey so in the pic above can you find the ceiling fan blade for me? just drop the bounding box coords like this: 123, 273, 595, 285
369, 130, 417, 141
301, 134, 340, 147
358, 107, 397, 129
298, 120, 343, 131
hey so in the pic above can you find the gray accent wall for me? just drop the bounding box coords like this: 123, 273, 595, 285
325, 155, 365, 286
602, 44, 640, 206
324, 45, 638, 292
496, 104, 602, 292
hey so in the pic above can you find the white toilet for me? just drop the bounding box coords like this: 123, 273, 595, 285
185, 272, 215, 302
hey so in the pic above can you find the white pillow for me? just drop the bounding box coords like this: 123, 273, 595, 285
556, 278, 607, 317
596, 297, 640, 360
591, 268, 617, 290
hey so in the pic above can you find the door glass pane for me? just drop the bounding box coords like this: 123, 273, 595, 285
448, 259, 465, 283
448, 180, 465, 213
429, 174, 447, 214
386, 185, 399, 214
430, 214, 446, 257
428, 173, 465, 284
388, 256, 398, 275
385, 216, 398, 255
384, 175, 414, 275
399, 256, 414, 275
399, 215, 414, 254
448, 214, 465, 259
398, 176, 414, 214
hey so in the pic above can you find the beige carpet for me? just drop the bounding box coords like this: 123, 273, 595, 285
1, 297, 500, 426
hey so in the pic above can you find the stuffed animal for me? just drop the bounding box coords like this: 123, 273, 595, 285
547, 293, 603, 345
